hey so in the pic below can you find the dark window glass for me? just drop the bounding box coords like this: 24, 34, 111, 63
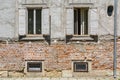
107, 5, 113, 16
28, 9, 34, 34
36, 9, 41, 34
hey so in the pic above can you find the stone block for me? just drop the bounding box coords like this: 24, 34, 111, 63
42, 77, 50, 80
68, 78, 77, 80
51, 78, 60, 80
0, 71, 8, 77
8, 71, 24, 77
77, 78, 86, 80
45, 70, 61, 77
59, 78, 68, 80
62, 70, 72, 77
25, 72, 43, 77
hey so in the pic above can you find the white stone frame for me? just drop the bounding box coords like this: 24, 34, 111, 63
18, 0, 49, 37
72, 60, 92, 73
24, 60, 45, 77
66, 1, 99, 36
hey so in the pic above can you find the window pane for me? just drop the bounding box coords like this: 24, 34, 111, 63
76, 64, 86, 70
84, 9, 88, 35
74, 9, 78, 35
28, 9, 34, 34
74, 8, 88, 35
36, 9, 41, 34
78, 9, 81, 35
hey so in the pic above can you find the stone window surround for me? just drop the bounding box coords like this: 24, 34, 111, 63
73, 62, 88, 72
66, 1, 96, 35
27, 61, 42, 72
18, 2, 49, 41
24, 60, 44, 73
72, 59, 92, 73
66, 8, 98, 42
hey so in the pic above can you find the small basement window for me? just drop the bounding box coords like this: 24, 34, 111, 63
73, 62, 88, 72
27, 62, 42, 72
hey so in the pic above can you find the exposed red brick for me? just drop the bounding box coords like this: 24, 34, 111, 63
0, 41, 120, 71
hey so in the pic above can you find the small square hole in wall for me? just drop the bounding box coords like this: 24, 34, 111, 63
27, 62, 42, 72
73, 62, 88, 72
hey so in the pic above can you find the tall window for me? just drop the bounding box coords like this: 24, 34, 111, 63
74, 8, 88, 35
28, 9, 41, 34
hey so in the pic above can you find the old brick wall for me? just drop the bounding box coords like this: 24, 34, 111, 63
0, 40, 120, 77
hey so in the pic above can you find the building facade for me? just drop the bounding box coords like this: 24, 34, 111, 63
0, 0, 120, 78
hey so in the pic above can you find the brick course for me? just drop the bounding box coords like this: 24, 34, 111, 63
0, 41, 120, 77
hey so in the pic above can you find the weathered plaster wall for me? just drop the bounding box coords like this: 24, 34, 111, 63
0, 0, 120, 40
97, 0, 114, 35
50, 0, 65, 39
0, 0, 16, 39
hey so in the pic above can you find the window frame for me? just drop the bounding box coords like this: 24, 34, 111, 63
27, 8, 42, 35
74, 8, 89, 36
27, 62, 42, 72
73, 62, 88, 72
25, 61, 43, 73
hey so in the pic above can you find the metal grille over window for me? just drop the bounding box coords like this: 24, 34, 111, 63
28, 9, 42, 34
74, 62, 88, 72
74, 8, 88, 35
27, 62, 42, 72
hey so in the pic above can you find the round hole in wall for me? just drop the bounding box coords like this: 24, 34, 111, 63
107, 5, 113, 16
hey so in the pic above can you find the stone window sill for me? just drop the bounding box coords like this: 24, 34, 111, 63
20, 34, 49, 41
66, 35, 98, 43
20, 35, 45, 41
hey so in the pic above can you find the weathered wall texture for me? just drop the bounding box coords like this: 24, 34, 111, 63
0, 0, 120, 78
0, 0, 120, 40
0, 0, 16, 39
0, 40, 120, 77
